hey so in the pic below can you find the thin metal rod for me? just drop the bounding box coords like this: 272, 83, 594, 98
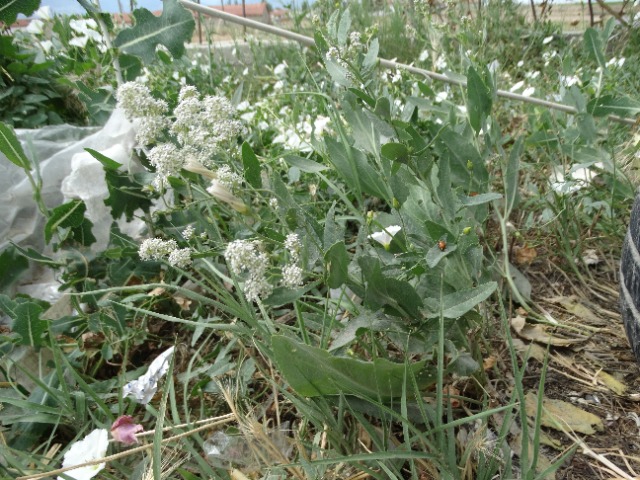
179, 0, 637, 127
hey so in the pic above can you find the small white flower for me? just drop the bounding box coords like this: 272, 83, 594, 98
57, 429, 108, 480
269, 198, 279, 209
123, 347, 175, 404
284, 233, 301, 259
168, 248, 192, 268
509, 80, 525, 93
34, 5, 53, 20
517, 60, 524, 67
542, 35, 554, 45
281, 263, 303, 288
435, 91, 448, 103
368, 225, 402, 248
419, 50, 430, 62
139, 238, 178, 261
522, 87, 535, 97
274, 61, 288, 76
182, 225, 195, 240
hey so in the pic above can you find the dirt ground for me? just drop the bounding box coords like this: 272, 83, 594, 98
519, 2, 633, 31
490, 247, 640, 478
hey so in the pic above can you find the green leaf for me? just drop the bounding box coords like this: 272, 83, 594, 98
0, 246, 28, 292
12, 302, 48, 347
363, 38, 379, 70
0, 122, 30, 170
587, 95, 640, 118
114, 0, 195, 64
325, 59, 352, 87
11, 244, 64, 267
85, 148, 122, 170
323, 202, 344, 249
0, 0, 39, 25
381, 142, 409, 165
104, 170, 154, 221
326, 137, 360, 193
584, 28, 606, 70
44, 200, 96, 247
330, 310, 406, 351
283, 155, 328, 173
460, 192, 502, 206
360, 257, 423, 319
241, 142, 262, 189
505, 138, 523, 215
428, 282, 497, 318
264, 286, 306, 306
272, 335, 428, 398
466, 66, 493, 134
325, 241, 349, 288
337, 8, 351, 47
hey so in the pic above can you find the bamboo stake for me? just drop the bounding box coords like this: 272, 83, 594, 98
178, 0, 637, 127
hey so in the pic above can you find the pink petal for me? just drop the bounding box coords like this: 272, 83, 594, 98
111, 415, 143, 445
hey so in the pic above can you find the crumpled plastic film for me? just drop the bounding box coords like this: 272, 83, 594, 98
0, 108, 138, 252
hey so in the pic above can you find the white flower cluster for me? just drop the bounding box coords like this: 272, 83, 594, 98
171, 85, 242, 160
139, 238, 192, 268
147, 143, 183, 189
282, 233, 303, 288
115, 82, 169, 145
225, 239, 272, 302
216, 165, 243, 190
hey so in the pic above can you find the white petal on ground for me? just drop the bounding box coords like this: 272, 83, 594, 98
57, 429, 108, 480
123, 346, 175, 404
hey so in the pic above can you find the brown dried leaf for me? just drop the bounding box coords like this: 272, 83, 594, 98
511, 315, 588, 347
524, 392, 604, 435
511, 433, 557, 480
595, 370, 627, 395
514, 245, 538, 265
173, 295, 192, 310
511, 338, 548, 362
550, 295, 607, 326
149, 287, 166, 296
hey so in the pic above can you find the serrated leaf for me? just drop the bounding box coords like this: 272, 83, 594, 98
0, 122, 30, 169
241, 142, 262, 189
12, 302, 48, 347
104, 170, 154, 221
44, 200, 86, 243
114, 0, 195, 64
272, 335, 429, 398
0, 0, 39, 25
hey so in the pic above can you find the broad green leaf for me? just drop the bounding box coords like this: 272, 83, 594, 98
583, 28, 606, 70
272, 335, 428, 398
587, 95, 640, 118
85, 148, 122, 170
114, 0, 195, 64
104, 169, 154, 221
353, 149, 391, 201
426, 242, 456, 268
0, 0, 39, 25
0, 246, 28, 292
323, 202, 344, 249
0, 122, 30, 169
434, 127, 488, 189
325, 137, 360, 193
381, 142, 409, 165
12, 302, 48, 347
360, 257, 423, 319
241, 142, 262, 189
337, 8, 351, 47
11, 243, 64, 267
428, 282, 497, 318
363, 37, 379, 70
44, 200, 86, 243
325, 59, 352, 87
330, 310, 406, 351
461, 192, 503, 206
466, 66, 492, 134
325, 241, 349, 288
264, 286, 306, 306
283, 155, 328, 173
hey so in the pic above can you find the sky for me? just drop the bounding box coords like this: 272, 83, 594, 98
38, 0, 285, 15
